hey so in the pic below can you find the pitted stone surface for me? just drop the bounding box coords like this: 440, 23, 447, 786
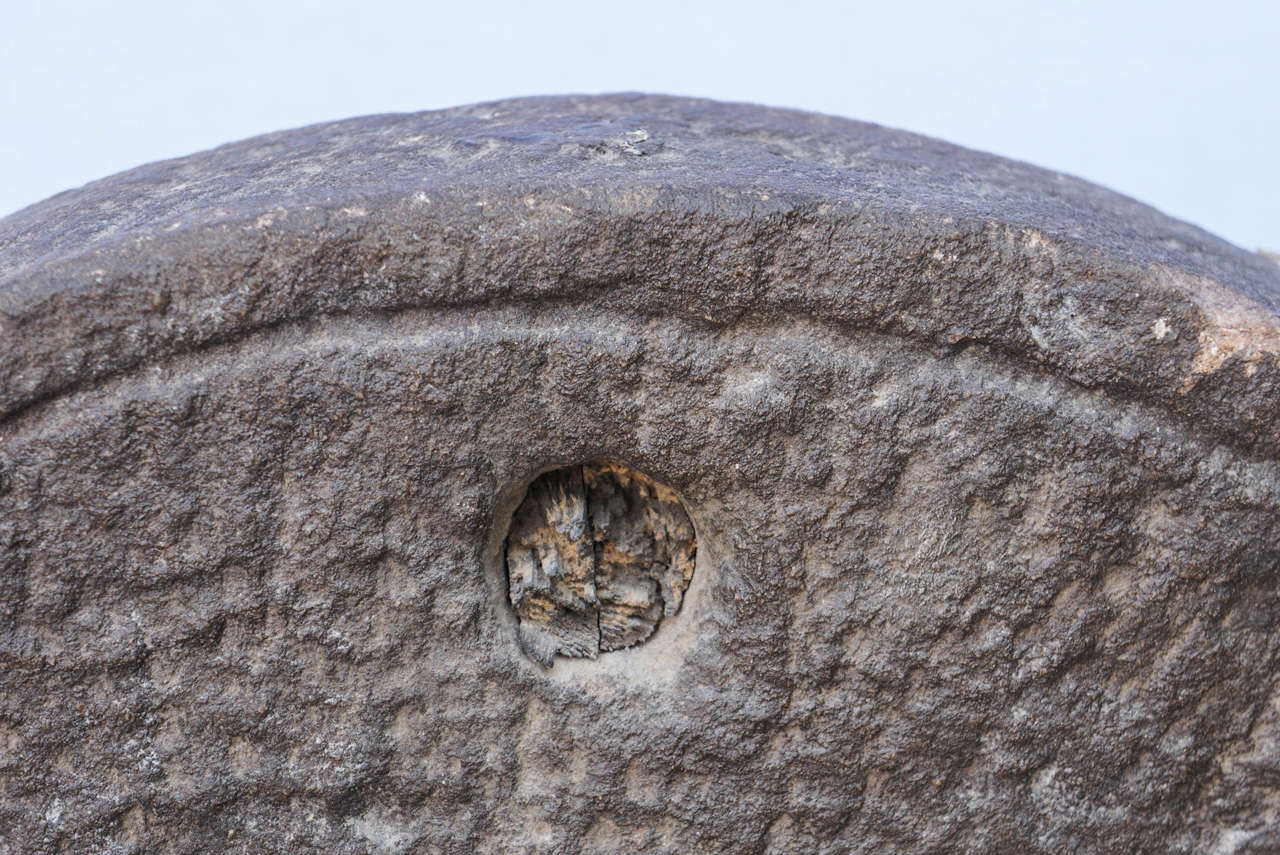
1, 95, 1279, 854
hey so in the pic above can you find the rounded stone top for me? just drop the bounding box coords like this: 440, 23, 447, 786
2, 93, 1278, 453
4, 96, 1280, 853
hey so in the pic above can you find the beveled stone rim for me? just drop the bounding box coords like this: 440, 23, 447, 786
1, 94, 1277, 457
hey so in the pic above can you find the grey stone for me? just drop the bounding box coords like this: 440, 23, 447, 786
1, 94, 1279, 853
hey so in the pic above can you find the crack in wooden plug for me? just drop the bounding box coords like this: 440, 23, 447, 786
504, 462, 696, 666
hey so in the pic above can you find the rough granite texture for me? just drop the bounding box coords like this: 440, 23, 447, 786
1, 94, 1280, 853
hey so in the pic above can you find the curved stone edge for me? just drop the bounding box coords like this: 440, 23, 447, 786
1, 94, 1278, 458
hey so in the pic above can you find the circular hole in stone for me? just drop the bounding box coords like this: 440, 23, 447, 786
504, 462, 697, 666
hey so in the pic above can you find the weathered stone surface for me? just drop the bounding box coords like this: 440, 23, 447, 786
1, 94, 1279, 853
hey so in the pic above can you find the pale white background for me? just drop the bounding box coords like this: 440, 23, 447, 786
2, 0, 1276, 250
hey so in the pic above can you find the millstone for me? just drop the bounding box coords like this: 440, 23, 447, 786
2, 94, 1279, 854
